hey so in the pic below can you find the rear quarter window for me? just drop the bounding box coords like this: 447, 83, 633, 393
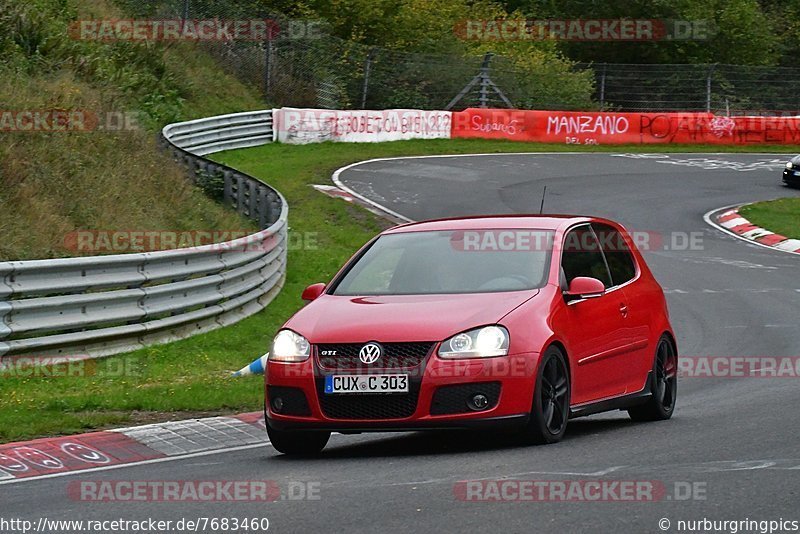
592, 223, 637, 286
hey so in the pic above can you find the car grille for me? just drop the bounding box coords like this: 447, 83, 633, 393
316, 342, 434, 370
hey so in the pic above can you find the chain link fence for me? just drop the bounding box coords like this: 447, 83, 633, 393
585, 62, 800, 114
115, 0, 800, 114
265, 39, 596, 111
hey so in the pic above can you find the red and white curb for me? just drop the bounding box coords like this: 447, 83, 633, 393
312, 184, 357, 202
312, 183, 408, 224
0, 412, 265, 484
707, 205, 800, 255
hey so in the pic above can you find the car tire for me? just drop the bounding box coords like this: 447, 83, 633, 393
628, 335, 677, 422
520, 346, 570, 445
266, 420, 330, 455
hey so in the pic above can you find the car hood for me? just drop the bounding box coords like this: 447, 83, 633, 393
285, 290, 540, 343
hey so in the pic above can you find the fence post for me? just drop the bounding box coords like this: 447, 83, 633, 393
599, 63, 607, 111
706, 64, 717, 113
361, 48, 376, 109
446, 51, 511, 110
479, 52, 493, 108
264, 39, 273, 99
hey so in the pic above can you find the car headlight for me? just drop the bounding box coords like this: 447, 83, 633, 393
438, 326, 509, 359
269, 330, 310, 362
786, 161, 794, 170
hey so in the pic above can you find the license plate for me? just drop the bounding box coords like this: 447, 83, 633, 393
324, 374, 409, 394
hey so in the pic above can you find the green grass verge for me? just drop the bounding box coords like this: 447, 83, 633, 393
2, 139, 799, 442
739, 198, 800, 239
0, 0, 265, 261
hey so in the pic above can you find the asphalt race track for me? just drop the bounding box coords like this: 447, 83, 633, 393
5, 153, 800, 533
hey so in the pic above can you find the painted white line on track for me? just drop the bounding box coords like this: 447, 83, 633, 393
332, 159, 415, 223
468, 466, 628, 481
333, 153, 797, 226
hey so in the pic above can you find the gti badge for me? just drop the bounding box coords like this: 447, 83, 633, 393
359, 342, 383, 365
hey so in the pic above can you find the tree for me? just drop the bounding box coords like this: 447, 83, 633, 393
509, 0, 781, 65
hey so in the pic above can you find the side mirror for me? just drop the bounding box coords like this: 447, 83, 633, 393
564, 277, 605, 301
301, 283, 326, 302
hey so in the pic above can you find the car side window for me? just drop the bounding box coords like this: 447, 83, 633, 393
560, 225, 612, 288
592, 223, 637, 286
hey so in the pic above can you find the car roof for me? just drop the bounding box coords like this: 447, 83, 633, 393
382, 214, 608, 234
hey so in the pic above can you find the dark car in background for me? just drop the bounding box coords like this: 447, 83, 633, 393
784, 155, 800, 187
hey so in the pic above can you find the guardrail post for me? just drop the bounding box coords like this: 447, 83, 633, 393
257, 187, 269, 229
223, 170, 234, 209
248, 180, 258, 219
236, 174, 246, 215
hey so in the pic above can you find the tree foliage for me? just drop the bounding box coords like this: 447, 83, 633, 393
505, 0, 784, 66
276, 0, 795, 66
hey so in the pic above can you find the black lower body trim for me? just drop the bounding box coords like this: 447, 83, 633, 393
569, 371, 653, 419
266, 413, 529, 432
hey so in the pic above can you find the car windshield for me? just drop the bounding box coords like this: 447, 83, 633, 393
332, 229, 554, 295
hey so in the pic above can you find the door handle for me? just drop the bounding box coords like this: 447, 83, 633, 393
619, 303, 629, 317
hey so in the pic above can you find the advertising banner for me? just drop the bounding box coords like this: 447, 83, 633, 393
451, 108, 800, 145
273, 108, 452, 144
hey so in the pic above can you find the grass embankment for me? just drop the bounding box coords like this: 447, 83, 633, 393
0, 0, 264, 260
2, 138, 800, 442
739, 198, 800, 239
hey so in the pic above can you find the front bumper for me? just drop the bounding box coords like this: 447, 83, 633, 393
784, 168, 800, 187
265, 350, 538, 431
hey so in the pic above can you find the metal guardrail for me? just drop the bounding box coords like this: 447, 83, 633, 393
0, 110, 286, 365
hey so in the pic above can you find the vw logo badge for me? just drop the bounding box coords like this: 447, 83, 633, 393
359, 342, 383, 365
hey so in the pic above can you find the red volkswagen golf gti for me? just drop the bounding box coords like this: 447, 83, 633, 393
265, 215, 677, 454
